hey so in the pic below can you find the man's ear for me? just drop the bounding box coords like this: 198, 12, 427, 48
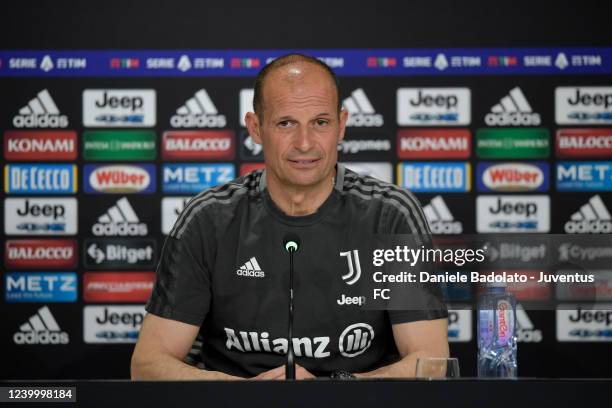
337, 107, 349, 143
245, 112, 263, 145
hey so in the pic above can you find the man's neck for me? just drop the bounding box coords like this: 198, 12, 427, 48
266, 170, 336, 217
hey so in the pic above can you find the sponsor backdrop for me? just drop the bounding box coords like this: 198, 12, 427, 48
1, 47, 612, 379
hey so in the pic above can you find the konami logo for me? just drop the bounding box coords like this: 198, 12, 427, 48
83, 164, 156, 194
397, 129, 471, 159
477, 162, 549, 192
5, 239, 77, 269
162, 130, 235, 160
4, 131, 77, 161
83, 272, 155, 302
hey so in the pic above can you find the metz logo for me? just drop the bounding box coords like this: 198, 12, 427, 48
397, 88, 471, 126
342, 88, 383, 127
485, 87, 541, 126
556, 87, 612, 124
92, 197, 148, 236
477, 162, 548, 192
170, 89, 226, 128
83, 89, 156, 127
12, 89, 68, 128
565, 195, 612, 234
423, 196, 462, 234
4, 131, 77, 161
84, 164, 156, 194
13, 306, 69, 345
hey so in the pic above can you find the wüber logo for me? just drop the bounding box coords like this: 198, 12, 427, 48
397, 129, 471, 159
14, 306, 69, 345
162, 130, 235, 160
485, 87, 541, 126
565, 195, 611, 234
170, 89, 226, 128
92, 197, 148, 236
423, 195, 463, 234
397, 88, 471, 126
477, 162, 549, 192
4, 131, 77, 161
83, 89, 156, 127
342, 88, 383, 127
5, 239, 77, 269
12, 89, 69, 128
556, 87, 612, 124
5, 198, 78, 235
5, 164, 77, 194
84, 164, 156, 194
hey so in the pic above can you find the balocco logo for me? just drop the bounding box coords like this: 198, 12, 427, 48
339, 323, 374, 357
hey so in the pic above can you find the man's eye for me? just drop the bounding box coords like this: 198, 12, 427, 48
316, 119, 329, 126
278, 120, 292, 127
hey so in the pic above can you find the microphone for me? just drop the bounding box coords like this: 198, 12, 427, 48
283, 233, 300, 380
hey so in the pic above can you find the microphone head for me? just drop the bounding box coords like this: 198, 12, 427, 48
283, 233, 301, 253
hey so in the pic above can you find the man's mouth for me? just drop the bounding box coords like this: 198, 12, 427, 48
288, 158, 321, 168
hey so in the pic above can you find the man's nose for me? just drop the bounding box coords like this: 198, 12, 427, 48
293, 125, 314, 152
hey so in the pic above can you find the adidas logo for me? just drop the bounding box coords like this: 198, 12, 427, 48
14, 306, 69, 345
236, 257, 265, 278
92, 197, 148, 236
12, 89, 68, 128
565, 195, 612, 233
484, 87, 541, 126
423, 195, 462, 234
170, 89, 226, 128
516, 304, 542, 343
342, 88, 383, 127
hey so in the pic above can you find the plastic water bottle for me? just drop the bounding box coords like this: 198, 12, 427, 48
477, 283, 517, 378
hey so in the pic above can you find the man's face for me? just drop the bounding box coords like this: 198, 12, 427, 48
246, 63, 347, 188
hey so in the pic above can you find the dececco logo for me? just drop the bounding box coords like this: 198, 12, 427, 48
342, 88, 383, 127
485, 87, 541, 126
564, 195, 612, 233
12, 89, 68, 128
170, 89, 226, 128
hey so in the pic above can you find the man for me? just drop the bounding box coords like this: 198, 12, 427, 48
131, 54, 449, 380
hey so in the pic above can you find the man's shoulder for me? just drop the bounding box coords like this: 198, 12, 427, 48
341, 167, 421, 209
168, 170, 263, 238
